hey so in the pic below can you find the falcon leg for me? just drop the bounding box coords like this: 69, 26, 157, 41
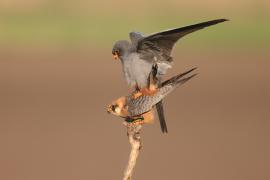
140, 84, 158, 96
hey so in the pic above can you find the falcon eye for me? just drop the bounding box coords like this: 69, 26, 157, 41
113, 50, 120, 55
112, 50, 120, 60
111, 104, 118, 112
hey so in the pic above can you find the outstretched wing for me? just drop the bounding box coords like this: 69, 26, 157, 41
136, 19, 228, 63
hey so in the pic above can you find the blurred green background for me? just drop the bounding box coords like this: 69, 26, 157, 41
0, 0, 269, 48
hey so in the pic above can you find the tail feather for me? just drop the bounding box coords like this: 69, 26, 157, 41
162, 67, 197, 86
158, 68, 198, 99
175, 73, 198, 86
156, 100, 168, 133
155, 67, 197, 134
153, 69, 168, 134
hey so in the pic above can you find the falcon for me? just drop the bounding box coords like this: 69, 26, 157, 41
112, 19, 228, 133
107, 67, 197, 124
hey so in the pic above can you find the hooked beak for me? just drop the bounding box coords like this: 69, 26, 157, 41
107, 105, 112, 114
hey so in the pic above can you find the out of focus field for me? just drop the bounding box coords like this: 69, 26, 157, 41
0, 0, 269, 47
1, 1, 270, 180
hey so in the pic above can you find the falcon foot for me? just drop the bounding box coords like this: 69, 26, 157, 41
140, 87, 157, 96
132, 91, 143, 99
133, 86, 157, 99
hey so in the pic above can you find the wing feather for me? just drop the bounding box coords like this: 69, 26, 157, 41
136, 19, 228, 62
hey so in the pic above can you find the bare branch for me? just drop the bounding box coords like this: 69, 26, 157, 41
122, 122, 142, 180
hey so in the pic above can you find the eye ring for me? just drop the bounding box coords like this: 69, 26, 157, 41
111, 104, 118, 112
113, 50, 120, 55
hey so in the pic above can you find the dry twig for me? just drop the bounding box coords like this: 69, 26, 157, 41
122, 122, 142, 180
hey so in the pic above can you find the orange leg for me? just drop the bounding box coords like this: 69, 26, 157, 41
132, 91, 143, 99
132, 84, 143, 99
132, 84, 158, 99
140, 84, 158, 96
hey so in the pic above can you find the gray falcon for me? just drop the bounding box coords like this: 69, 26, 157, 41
111, 19, 228, 133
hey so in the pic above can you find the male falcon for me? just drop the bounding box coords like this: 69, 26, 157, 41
112, 19, 228, 133
107, 68, 197, 123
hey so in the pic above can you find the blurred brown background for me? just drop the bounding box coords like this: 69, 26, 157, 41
1, 0, 270, 180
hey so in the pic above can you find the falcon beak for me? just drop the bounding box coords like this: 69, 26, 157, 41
107, 105, 112, 114
113, 53, 119, 60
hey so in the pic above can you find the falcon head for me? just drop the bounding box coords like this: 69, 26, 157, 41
112, 40, 130, 60
107, 97, 129, 117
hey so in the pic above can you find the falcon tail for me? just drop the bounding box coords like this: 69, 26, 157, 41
156, 101, 168, 133
162, 67, 197, 86
152, 69, 168, 134
158, 67, 198, 98
153, 68, 197, 133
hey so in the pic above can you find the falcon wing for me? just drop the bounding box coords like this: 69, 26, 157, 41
136, 19, 228, 63
129, 32, 144, 45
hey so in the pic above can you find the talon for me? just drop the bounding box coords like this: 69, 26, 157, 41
140, 86, 157, 96
133, 116, 145, 125
133, 120, 144, 125
132, 91, 143, 99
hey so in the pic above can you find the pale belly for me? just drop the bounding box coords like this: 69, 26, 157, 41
122, 54, 153, 89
